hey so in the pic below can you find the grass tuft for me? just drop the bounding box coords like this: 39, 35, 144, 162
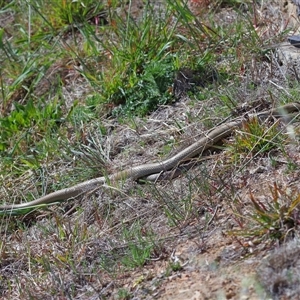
231, 183, 300, 244
228, 117, 283, 161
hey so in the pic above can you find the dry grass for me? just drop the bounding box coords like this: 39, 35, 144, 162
1, 0, 300, 299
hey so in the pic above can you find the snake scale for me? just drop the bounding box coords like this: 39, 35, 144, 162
1, 102, 300, 213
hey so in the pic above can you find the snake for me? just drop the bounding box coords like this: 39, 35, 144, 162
1, 102, 300, 214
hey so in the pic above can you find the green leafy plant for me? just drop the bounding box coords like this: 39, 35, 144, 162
110, 58, 175, 116
0, 98, 63, 153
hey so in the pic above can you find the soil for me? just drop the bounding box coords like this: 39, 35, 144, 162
88, 1, 300, 299
103, 1, 300, 299
2, 1, 300, 300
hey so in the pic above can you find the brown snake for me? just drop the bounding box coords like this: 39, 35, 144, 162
1, 102, 300, 213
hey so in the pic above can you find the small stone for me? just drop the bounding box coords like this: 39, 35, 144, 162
288, 35, 300, 48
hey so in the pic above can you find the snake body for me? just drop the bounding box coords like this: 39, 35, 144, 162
1, 103, 300, 213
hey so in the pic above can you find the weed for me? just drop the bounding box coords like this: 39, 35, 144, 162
169, 261, 183, 272
117, 288, 132, 300
231, 183, 300, 244
47, 0, 105, 26
96, 3, 178, 116
121, 222, 154, 268
228, 118, 283, 161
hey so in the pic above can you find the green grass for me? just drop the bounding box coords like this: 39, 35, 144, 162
121, 222, 155, 268
228, 117, 284, 161
1, 0, 300, 298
